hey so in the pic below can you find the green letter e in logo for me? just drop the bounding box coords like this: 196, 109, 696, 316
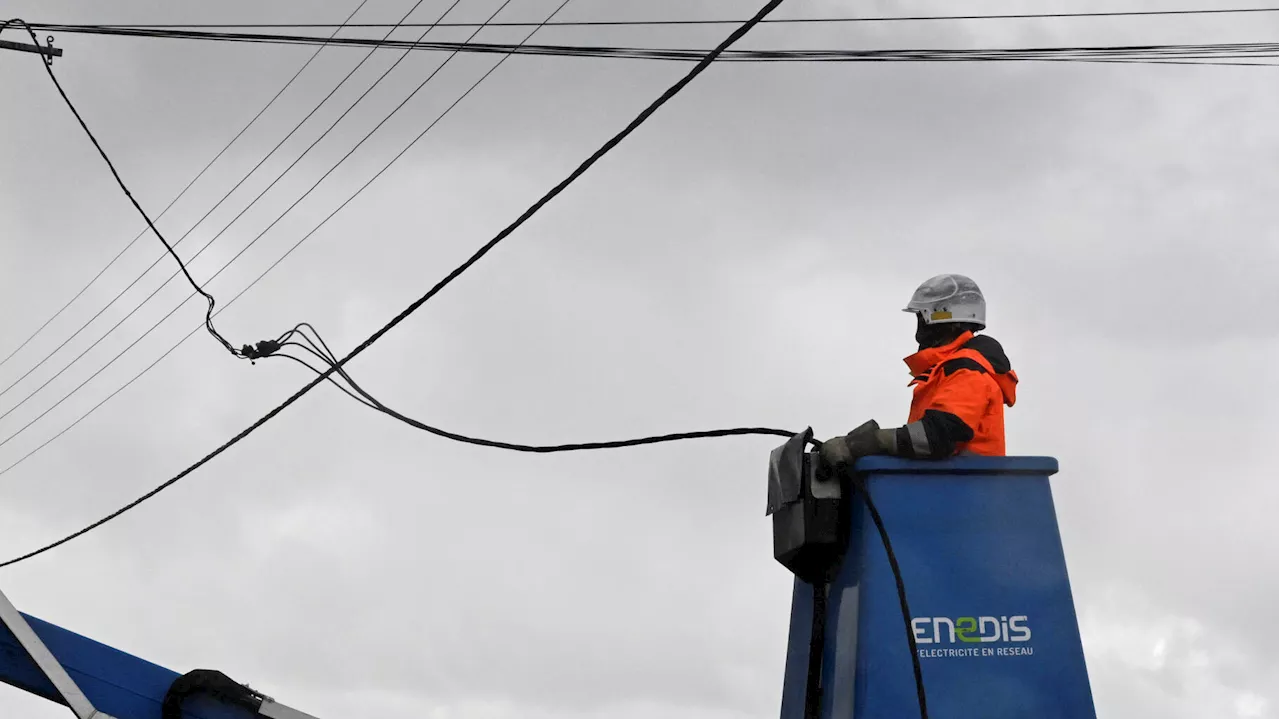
954, 617, 980, 643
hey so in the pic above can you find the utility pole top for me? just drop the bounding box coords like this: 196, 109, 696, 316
0, 36, 62, 60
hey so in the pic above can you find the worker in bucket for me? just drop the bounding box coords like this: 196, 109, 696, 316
819, 274, 1018, 469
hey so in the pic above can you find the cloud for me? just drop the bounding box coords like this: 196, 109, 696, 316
1080, 584, 1278, 718
0, 1, 1274, 717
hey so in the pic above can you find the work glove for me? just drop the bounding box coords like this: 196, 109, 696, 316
818, 419, 883, 473
845, 419, 887, 458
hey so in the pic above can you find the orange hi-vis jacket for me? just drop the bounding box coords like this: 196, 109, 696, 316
904, 332, 1018, 456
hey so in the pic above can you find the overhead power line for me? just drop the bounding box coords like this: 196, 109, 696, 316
0, 1, 380, 414
0, 0, 576, 480
0, 0, 796, 569
3, 19, 242, 360
0, 0, 489, 452
21, 7, 1280, 30
0, 0, 444, 428
0, 1, 371, 375
13, 22, 1276, 66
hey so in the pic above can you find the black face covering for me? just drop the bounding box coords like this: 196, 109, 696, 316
915, 314, 978, 349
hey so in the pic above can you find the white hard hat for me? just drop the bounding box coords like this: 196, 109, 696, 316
903, 274, 986, 328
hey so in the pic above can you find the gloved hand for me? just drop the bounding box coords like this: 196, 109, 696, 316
818, 419, 883, 472
844, 419, 885, 458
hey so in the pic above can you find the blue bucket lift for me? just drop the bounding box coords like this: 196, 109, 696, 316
767, 429, 1097, 718
0, 427, 1096, 719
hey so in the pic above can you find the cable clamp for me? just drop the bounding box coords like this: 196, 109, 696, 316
240, 339, 282, 362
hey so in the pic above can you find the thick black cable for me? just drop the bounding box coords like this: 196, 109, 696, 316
273, 345, 379, 409
274, 324, 369, 402
0, 0, 556, 472
0, 0, 790, 569
275, 348, 801, 451
25, 7, 1280, 30
280, 325, 369, 403
853, 475, 928, 717
4, 20, 240, 359
0, 1, 370, 374
266, 325, 802, 453
804, 582, 827, 719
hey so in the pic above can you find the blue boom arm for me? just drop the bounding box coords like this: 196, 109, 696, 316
0, 594, 315, 719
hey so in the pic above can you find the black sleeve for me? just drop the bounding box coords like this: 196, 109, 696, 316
893, 409, 975, 459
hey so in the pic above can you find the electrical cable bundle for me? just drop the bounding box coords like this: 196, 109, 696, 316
14, 21, 1279, 66
260, 322, 803, 451
0, 5, 373, 375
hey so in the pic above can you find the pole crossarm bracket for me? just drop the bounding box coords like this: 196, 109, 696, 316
0, 36, 62, 59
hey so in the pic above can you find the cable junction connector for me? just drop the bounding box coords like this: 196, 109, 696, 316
240, 340, 282, 362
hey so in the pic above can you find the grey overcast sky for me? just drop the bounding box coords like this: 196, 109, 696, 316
0, 0, 1276, 717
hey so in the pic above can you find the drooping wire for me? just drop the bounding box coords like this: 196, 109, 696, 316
0, 1, 372, 373
0, 0, 556, 470
265, 322, 800, 452
4, 19, 241, 359
0, 0, 465, 427
0, 0, 793, 569
0, 0, 435, 412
